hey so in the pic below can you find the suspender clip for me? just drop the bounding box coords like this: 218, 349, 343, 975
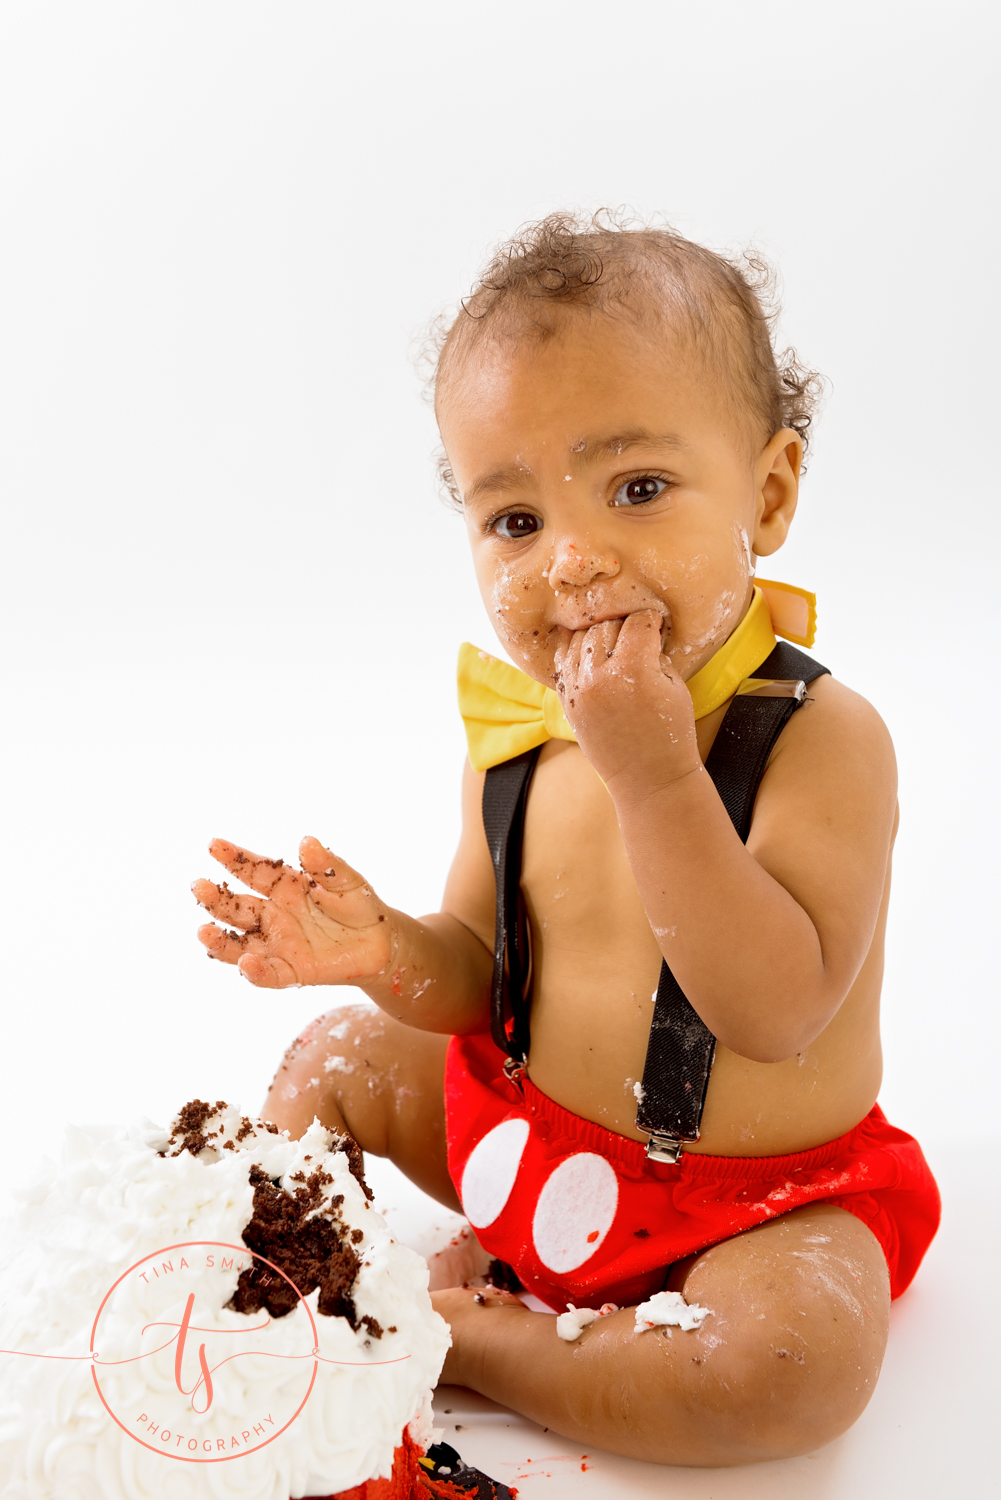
503, 1055, 527, 1087
737, 677, 807, 702
644, 1132, 685, 1165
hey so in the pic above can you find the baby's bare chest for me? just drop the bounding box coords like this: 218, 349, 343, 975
521, 743, 664, 999
518, 742, 666, 1132
517, 707, 728, 968
521, 742, 651, 940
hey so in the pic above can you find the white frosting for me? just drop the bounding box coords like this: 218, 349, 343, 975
0, 1105, 450, 1499
633, 1289, 712, 1333
555, 1301, 618, 1342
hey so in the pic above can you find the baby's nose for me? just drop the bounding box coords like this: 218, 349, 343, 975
550, 540, 618, 589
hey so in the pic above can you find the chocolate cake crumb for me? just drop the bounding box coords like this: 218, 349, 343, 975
337, 1134, 374, 1200
388, 1326, 397, 1334
351, 1228, 364, 1244
162, 1099, 227, 1157
634, 1228, 651, 1239
360, 1315, 384, 1340
236, 1117, 255, 1142
229, 1165, 368, 1328
485, 1259, 524, 1294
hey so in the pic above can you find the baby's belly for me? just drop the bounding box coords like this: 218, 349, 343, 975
525, 940, 884, 1158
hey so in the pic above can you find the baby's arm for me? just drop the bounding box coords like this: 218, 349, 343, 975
194, 820, 494, 1034
555, 610, 897, 1063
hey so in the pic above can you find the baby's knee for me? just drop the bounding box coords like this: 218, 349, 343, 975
265, 1003, 391, 1141
704, 1307, 884, 1462
277, 1003, 385, 1080
292, 1002, 379, 1054
672, 1206, 890, 1462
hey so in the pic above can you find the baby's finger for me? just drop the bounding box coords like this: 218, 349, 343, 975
208, 838, 305, 898
579, 618, 622, 681
594, 618, 623, 658
298, 837, 369, 893
614, 609, 665, 667
298, 838, 386, 927
556, 629, 585, 697
192, 879, 264, 931
551, 626, 574, 683
198, 920, 260, 965
237, 952, 300, 989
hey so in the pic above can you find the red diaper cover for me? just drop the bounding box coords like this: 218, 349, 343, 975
445, 1034, 940, 1310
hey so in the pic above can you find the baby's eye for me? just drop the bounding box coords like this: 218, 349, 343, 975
492, 512, 542, 539
612, 476, 669, 507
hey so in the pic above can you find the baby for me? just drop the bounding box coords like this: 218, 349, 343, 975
193, 214, 939, 1467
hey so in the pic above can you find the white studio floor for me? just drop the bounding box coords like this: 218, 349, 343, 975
364, 1141, 997, 1499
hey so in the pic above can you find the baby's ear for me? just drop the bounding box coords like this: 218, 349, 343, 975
753, 430, 801, 557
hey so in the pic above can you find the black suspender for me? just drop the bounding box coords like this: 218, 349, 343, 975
482, 748, 541, 1066
482, 642, 830, 1160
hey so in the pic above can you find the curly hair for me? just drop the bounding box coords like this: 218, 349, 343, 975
428, 210, 824, 506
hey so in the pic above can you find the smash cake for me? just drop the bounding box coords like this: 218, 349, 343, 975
0, 1101, 512, 1499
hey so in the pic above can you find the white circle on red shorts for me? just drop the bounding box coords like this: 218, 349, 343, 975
532, 1152, 619, 1273
461, 1117, 531, 1229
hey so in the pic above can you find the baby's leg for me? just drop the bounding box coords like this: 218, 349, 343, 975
435, 1201, 890, 1465
263, 1004, 458, 1211
659, 1201, 891, 1460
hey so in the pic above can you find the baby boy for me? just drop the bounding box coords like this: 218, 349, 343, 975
194, 215, 939, 1467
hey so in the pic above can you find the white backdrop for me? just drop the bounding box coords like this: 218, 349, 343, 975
1, 1, 997, 1194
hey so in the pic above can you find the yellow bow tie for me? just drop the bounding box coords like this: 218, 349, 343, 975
458, 579, 817, 773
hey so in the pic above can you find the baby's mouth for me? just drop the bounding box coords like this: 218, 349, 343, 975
553, 601, 673, 637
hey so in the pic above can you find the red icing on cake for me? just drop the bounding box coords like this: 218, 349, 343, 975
305, 1430, 422, 1498
304, 1429, 519, 1497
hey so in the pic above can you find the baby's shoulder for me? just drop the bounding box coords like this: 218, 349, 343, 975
794, 670, 894, 752
760, 671, 898, 816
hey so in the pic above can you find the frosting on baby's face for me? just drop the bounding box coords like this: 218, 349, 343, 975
438, 312, 801, 687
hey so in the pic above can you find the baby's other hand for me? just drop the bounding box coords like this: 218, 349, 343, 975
553, 609, 700, 795
194, 836, 393, 989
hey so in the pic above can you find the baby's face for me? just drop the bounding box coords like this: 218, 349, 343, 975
438, 312, 799, 687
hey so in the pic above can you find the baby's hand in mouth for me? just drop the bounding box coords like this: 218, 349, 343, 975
552, 609, 700, 797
